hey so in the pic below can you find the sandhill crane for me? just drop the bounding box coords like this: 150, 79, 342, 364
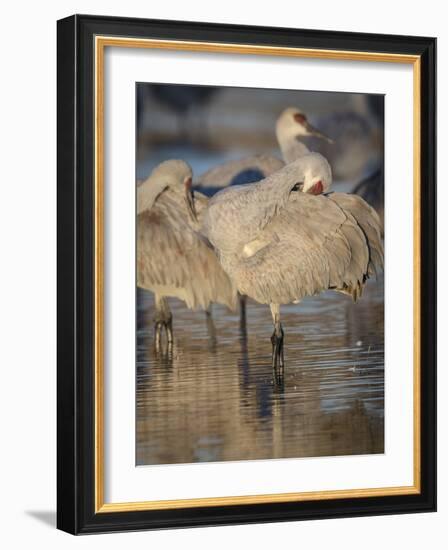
195, 107, 332, 195
137, 160, 237, 349
202, 153, 383, 380
196, 107, 332, 322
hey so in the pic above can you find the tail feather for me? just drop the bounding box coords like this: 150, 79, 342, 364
330, 193, 384, 280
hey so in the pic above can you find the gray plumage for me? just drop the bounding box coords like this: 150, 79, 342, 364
202, 152, 383, 375
137, 160, 237, 340
329, 191, 384, 283
196, 154, 285, 190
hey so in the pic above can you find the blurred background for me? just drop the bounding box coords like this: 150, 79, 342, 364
136, 83, 384, 191
136, 84, 384, 467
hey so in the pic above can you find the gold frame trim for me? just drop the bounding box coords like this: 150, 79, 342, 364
94, 36, 422, 513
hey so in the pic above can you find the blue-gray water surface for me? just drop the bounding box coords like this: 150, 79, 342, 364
136, 276, 384, 466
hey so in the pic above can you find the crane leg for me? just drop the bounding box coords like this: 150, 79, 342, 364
239, 294, 247, 332
154, 295, 173, 352
154, 322, 162, 352
205, 307, 217, 349
166, 316, 173, 345
270, 304, 284, 382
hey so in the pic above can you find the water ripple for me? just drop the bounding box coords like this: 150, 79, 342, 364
136, 277, 384, 465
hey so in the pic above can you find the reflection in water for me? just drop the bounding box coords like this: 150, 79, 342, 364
136, 277, 384, 466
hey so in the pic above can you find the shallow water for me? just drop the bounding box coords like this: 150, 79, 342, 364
136, 277, 384, 466
136, 107, 384, 466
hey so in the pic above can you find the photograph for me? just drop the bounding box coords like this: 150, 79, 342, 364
54, 12, 436, 535
1, 0, 442, 543
135, 83, 385, 467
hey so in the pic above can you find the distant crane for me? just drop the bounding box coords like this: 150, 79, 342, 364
195, 106, 332, 195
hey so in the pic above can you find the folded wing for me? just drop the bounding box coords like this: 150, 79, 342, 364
196, 154, 285, 193
137, 195, 237, 311
233, 193, 379, 305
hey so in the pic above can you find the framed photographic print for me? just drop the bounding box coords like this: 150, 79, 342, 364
57, 14, 436, 534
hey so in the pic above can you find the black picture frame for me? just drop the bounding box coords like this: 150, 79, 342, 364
57, 14, 436, 534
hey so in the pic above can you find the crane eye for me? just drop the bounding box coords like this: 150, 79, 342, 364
291, 182, 304, 192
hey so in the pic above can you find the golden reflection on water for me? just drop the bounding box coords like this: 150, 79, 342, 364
136, 278, 384, 465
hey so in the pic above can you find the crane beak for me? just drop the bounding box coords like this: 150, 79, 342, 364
301, 122, 334, 144
184, 177, 198, 222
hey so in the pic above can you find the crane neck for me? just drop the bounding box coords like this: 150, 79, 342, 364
276, 129, 310, 164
